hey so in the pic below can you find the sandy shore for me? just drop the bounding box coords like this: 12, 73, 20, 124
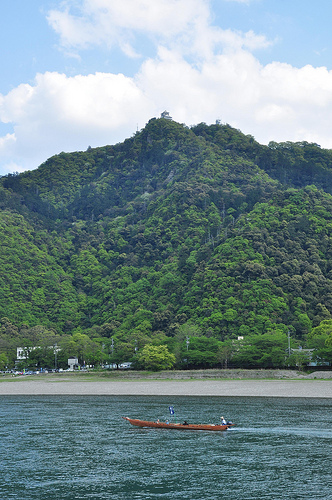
0, 375, 331, 398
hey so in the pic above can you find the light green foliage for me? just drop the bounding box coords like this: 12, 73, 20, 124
307, 320, 332, 364
136, 344, 176, 371
287, 350, 312, 370
2, 119, 332, 369
0, 352, 8, 370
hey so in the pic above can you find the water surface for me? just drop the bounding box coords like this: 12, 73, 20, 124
0, 396, 331, 499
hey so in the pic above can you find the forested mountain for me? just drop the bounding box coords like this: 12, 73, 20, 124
1, 117, 332, 369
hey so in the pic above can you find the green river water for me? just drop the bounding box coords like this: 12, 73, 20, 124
0, 395, 331, 499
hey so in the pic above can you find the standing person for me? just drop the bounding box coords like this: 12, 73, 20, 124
221, 416, 227, 425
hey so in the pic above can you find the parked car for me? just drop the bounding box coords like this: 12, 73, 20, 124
119, 362, 132, 369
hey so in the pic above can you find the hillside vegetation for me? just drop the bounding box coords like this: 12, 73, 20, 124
1, 117, 332, 369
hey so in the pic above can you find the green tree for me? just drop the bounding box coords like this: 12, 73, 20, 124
307, 319, 332, 364
287, 350, 312, 371
59, 332, 100, 367
0, 352, 8, 370
182, 336, 221, 368
232, 333, 288, 368
217, 340, 234, 369
136, 344, 176, 371
326, 333, 332, 347
28, 346, 57, 369
110, 340, 136, 368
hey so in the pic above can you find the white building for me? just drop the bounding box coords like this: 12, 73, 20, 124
16, 345, 60, 360
68, 357, 79, 371
17, 347, 37, 360
161, 110, 172, 120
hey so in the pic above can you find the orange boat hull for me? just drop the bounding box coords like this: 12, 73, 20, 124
122, 417, 233, 431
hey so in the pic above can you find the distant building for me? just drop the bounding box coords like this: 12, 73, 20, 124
16, 347, 28, 361
291, 348, 330, 366
16, 345, 60, 361
68, 357, 79, 371
161, 110, 172, 120
17, 347, 34, 360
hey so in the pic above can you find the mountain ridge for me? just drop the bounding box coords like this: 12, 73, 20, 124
1, 117, 332, 368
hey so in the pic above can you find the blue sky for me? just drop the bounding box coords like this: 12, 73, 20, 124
1, 0, 332, 175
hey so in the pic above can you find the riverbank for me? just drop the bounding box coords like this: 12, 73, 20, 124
1, 370, 331, 397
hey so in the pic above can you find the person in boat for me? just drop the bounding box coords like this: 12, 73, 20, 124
221, 416, 227, 425
165, 419, 169, 424
156, 419, 160, 423
183, 420, 189, 425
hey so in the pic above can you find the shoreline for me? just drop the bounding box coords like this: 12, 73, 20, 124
0, 372, 331, 398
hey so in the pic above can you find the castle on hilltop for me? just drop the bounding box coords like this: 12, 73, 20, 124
160, 110, 172, 120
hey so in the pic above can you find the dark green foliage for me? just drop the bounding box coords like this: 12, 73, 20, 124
180, 336, 222, 369
306, 319, 332, 365
2, 118, 332, 367
231, 333, 288, 368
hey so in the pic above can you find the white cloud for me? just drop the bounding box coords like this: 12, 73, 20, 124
223, 0, 251, 3
222, 0, 255, 4
0, 71, 156, 175
47, 0, 211, 56
0, 161, 25, 175
2, 0, 332, 175
0, 133, 16, 154
2, 48, 332, 176
137, 48, 332, 147
46, 0, 271, 61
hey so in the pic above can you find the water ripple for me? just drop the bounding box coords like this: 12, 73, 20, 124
0, 395, 331, 499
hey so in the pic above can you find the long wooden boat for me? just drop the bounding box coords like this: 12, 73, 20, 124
122, 416, 234, 431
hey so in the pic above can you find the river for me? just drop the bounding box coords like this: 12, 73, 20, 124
0, 395, 331, 499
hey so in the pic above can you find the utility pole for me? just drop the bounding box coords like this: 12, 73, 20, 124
287, 330, 291, 357
54, 343, 57, 371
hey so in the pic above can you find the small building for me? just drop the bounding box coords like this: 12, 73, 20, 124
16, 345, 60, 361
161, 110, 172, 120
17, 347, 34, 360
289, 348, 328, 367
68, 357, 79, 371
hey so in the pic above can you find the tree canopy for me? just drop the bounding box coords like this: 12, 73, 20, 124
2, 118, 332, 368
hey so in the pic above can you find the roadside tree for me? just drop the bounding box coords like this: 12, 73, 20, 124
136, 344, 176, 371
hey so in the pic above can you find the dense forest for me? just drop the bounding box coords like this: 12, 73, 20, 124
1, 117, 332, 370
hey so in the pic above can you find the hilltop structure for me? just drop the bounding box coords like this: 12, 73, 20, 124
160, 110, 172, 120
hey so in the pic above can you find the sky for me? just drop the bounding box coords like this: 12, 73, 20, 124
1, 0, 332, 176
